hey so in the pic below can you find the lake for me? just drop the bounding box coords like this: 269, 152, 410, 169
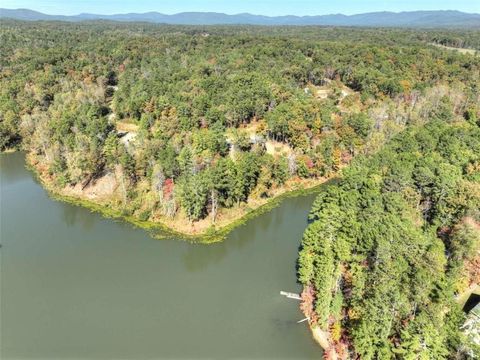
0, 152, 321, 359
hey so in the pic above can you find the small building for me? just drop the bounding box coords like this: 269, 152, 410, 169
462, 291, 480, 351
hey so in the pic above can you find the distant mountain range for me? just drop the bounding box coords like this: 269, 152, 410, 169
1, 8, 480, 28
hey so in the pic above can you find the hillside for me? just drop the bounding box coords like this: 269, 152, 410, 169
1, 23, 479, 238
298, 118, 480, 358
1, 8, 479, 28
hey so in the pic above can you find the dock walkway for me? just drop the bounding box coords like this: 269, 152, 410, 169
280, 291, 301, 300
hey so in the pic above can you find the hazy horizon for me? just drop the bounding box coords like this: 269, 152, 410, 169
1, 0, 478, 16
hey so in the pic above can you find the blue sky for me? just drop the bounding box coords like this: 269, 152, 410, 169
2, 0, 479, 16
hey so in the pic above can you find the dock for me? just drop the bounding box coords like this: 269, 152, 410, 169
297, 317, 310, 323
280, 291, 301, 300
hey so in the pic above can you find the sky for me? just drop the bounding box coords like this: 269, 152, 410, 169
1, 0, 479, 16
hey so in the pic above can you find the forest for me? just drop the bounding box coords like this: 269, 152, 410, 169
298, 105, 480, 357
1, 21, 479, 235
1, 20, 479, 358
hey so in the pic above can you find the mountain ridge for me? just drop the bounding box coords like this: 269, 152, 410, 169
1, 8, 480, 27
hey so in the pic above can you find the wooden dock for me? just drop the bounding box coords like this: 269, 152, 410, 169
280, 291, 301, 300
297, 317, 310, 323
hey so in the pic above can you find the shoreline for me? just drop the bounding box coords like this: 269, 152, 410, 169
24, 153, 336, 242
299, 285, 341, 358
309, 325, 336, 359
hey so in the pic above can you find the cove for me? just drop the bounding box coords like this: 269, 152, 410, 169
0, 152, 321, 359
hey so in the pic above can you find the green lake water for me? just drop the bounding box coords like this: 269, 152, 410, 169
0, 152, 321, 359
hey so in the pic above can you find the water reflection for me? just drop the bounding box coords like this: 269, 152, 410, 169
182, 242, 228, 272
0, 152, 29, 186
60, 203, 95, 230
0, 152, 322, 360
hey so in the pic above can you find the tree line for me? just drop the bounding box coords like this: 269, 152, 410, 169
1, 21, 479, 225
298, 115, 480, 358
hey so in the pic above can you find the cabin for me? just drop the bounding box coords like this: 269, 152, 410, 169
462, 288, 480, 350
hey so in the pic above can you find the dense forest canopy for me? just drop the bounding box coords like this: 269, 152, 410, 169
1, 21, 479, 229
298, 118, 480, 358
1, 19, 480, 359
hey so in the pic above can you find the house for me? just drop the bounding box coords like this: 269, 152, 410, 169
462, 291, 480, 352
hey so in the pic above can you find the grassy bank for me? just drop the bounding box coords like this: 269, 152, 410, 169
26, 154, 334, 243
1, 148, 18, 154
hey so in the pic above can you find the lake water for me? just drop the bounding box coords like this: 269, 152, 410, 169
0, 152, 321, 359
